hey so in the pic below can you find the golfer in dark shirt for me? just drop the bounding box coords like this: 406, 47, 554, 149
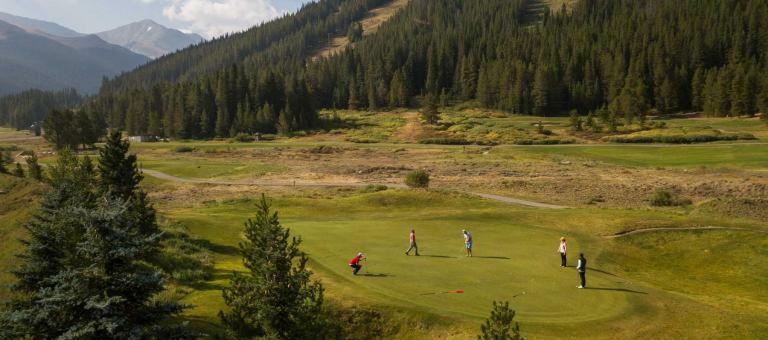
577, 253, 587, 288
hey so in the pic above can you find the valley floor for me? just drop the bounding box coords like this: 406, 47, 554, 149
1, 111, 767, 338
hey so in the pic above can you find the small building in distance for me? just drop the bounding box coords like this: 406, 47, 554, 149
128, 135, 159, 143
28, 122, 42, 136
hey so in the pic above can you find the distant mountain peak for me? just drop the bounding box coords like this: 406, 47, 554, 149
97, 20, 203, 59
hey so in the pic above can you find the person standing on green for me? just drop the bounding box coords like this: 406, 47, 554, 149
405, 229, 419, 256
463, 229, 473, 257
577, 253, 587, 288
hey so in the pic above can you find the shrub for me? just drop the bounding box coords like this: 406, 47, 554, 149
604, 133, 755, 144
260, 134, 277, 141
361, 184, 388, 193
649, 189, 691, 207
346, 137, 380, 144
418, 137, 471, 145
404, 170, 430, 188
173, 146, 194, 153
232, 133, 255, 142
513, 138, 575, 145
650, 189, 674, 206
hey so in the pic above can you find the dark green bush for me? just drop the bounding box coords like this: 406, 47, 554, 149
418, 137, 471, 145
361, 184, 388, 193
346, 137, 380, 144
173, 146, 195, 153
513, 138, 575, 145
405, 170, 430, 188
650, 189, 691, 207
650, 189, 674, 206
232, 133, 255, 142
605, 133, 755, 144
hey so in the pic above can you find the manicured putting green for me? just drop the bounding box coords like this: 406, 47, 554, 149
166, 190, 646, 326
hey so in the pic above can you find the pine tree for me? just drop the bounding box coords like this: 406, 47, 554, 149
532, 67, 549, 116
220, 195, 325, 339
730, 67, 748, 116
2, 198, 184, 338
98, 130, 158, 239
2, 149, 186, 338
12, 163, 24, 177
0, 152, 7, 174
421, 94, 440, 125
691, 68, 705, 110
26, 152, 43, 181
569, 110, 583, 131
348, 79, 360, 110
478, 301, 522, 340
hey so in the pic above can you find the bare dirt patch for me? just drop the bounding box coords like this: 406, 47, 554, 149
313, 0, 410, 60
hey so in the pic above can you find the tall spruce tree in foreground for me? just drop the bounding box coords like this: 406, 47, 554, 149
1, 149, 186, 338
220, 195, 326, 339
98, 130, 158, 238
479, 301, 522, 340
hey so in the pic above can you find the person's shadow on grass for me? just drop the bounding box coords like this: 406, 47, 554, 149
358, 273, 393, 278
472, 256, 510, 260
586, 287, 647, 294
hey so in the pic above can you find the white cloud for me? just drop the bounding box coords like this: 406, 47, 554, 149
162, 0, 281, 38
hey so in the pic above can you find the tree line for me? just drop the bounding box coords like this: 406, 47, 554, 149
0, 88, 82, 130
82, 0, 768, 141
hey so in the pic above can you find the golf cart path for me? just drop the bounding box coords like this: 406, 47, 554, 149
141, 169, 568, 209
605, 226, 768, 238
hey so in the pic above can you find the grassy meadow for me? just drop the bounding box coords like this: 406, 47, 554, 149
1, 109, 766, 338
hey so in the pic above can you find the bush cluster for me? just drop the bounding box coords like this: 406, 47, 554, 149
405, 170, 430, 188
605, 133, 755, 144
513, 138, 575, 145
418, 137, 471, 145
173, 146, 195, 153
650, 189, 692, 207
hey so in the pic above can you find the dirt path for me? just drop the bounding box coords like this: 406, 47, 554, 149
604, 226, 768, 239
393, 111, 424, 142
142, 169, 567, 209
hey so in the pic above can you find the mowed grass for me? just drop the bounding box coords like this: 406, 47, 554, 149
503, 143, 768, 169
667, 117, 768, 139
161, 189, 768, 337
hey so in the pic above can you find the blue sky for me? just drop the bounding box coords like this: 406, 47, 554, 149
0, 0, 307, 38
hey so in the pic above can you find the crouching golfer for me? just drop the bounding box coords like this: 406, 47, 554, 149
349, 252, 365, 275
462, 229, 473, 257
577, 253, 587, 288
558, 237, 567, 267
405, 229, 419, 256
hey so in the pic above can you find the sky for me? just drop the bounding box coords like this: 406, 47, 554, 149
0, 0, 307, 38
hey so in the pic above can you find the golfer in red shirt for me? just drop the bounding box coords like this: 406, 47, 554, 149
349, 252, 365, 275
405, 229, 419, 256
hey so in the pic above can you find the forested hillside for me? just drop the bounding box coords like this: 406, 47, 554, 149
0, 89, 83, 130
92, 0, 768, 139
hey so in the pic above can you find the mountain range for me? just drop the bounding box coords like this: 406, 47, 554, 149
0, 12, 203, 96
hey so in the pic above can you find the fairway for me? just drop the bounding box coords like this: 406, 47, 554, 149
164, 190, 656, 332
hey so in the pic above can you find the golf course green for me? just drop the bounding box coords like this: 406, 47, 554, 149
156, 188, 768, 337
